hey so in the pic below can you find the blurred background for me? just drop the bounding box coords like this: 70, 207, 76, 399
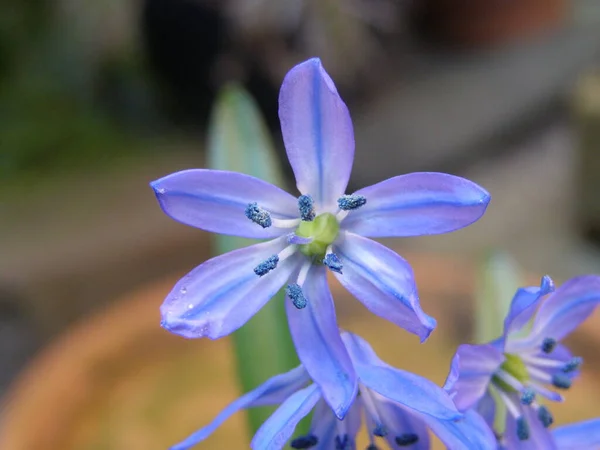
2, 0, 600, 448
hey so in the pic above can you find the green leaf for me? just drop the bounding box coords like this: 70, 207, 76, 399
206, 84, 302, 435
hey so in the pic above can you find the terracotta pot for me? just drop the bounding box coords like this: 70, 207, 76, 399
0, 252, 598, 450
411, 0, 569, 48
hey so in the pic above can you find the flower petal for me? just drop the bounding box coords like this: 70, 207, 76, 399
375, 397, 430, 450
334, 233, 436, 341
309, 399, 339, 450
286, 266, 357, 419
341, 172, 490, 238
160, 237, 301, 339
504, 406, 557, 450
476, 392, 497, 429
531, 275, 600, 342
443, 344, 505, 411
251, 384, 321, 450
503, 276, 555, 341
553, 418, 600, 450
151, 169, 298, 239
278, 58, 354, 210
170, 366, 308, 450
421, 409, 497, 450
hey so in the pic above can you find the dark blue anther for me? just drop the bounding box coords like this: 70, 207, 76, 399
323, 253, 343, 274
254, 255, 279, 276
552, 374, 572, 389
516, 417, 530, 441
373, 424, 387, 437
290, 435, 318, 449
520, 388, 535, 405
335, 434, 351, 450
245, 202, 272, 228
537, 406, 554, 428
395, 433, 419, 446
338, 194, 367, 211
298, 195, 316, 221
562, 357, 583, 373
287, 284, 307, 309
366, 446, 380, 450
541, 337, 557, 354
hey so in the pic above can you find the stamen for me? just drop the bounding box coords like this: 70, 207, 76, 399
520, 354, 564, 369
287, 284, 307, 309
516, 417, 530, 441
525, 382, 564, 402
288, 233, 313, 245
290, 435, 318, 449
271, 217, 301, 228
562, 357, 583, 373
323, 252, 343, 274
537, 406, 554, 428
338, 194, 367, 211
494, 368, 525, 393
541, 338, 557, 354
253, 255, 279, 276
520, 388, 535, 405
298, 195, 316, 221
496, 389, 522, 420
335, 434, 351, 450
551, 374, 572, 389
245, 202, 272, 228
366, 446, 380, 450
373, 424, 387, 437
395, 433, 419, 446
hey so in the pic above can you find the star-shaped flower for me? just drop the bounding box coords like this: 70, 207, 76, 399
152, 58, 490, 417
169, 332, 496, 450
444, 275, 600, 448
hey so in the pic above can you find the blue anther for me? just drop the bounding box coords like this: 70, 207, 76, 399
323, 253, 343, 274
537, 406, 554, 428
395, 433, 419, 446
552, 374, 572, 389
335, 434, 352, 450
366, 446, 380, 450
287, 284, 307, 309
541, 337, 557, 354
516, 417, 530, 441
245, 202, 272, 228
290, 435, 318, 449
562, 357, 583, 373
373, 424, 388, 437
520, 389, 535, 405
298, 195, 316, 221
253, 255, 279, 276
338, 194, 367, 211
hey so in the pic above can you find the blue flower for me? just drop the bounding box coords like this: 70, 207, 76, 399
550, 418, 600, 450
151, 58, 490, 417
444, 275, 600, 447
169, 332, 496, 450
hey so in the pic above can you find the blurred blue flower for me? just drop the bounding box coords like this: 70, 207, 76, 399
151, 57, 490, 417
169, 332, 496, 450
444, 275, 600, 448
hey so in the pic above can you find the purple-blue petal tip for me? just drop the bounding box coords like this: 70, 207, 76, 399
540, 275, 555, 295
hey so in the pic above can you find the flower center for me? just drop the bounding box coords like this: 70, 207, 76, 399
296, 213, 340, 260
493, 353, 529, 393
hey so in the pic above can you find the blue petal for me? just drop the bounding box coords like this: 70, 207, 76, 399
443, 344, 505, 411
476, 392, 497, 429
286, 266, 357, 419
553, 418, 600, 450
531, 275, 600, 342
334, 233, 436, 341
151, 169, 299, 238
503, 276, 555, 340
341, 172, 490, 237
308, 399, 339, 450
504, 406, 557, 450
422, 409, 497, 450
160, 238, 301, 339
170, 366, 309, 450
251, 384, 321, 450
342, 334, 460, 420
278, 58, 355, 210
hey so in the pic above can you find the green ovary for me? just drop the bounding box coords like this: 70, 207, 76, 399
492, 353, 529, 393
296, 213, 340, 261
